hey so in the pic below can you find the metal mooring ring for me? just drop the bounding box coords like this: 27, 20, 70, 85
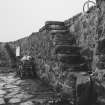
83, 0, 96, 13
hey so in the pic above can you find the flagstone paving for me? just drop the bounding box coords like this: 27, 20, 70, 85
0, 69, 55, 105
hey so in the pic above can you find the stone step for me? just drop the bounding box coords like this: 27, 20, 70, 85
54, 33, 74, 39
54, 45, 81, 54
53, 40, 76, 46
53, 36, 76, 41
46, 24, 67, 30
53, 34, 76, 43
45, 21, 65, 26
57, 54, 86, 64
61, 63, 89, 72
49, 30, 68, 34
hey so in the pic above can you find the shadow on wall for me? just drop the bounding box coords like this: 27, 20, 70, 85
4, 43, 16, 68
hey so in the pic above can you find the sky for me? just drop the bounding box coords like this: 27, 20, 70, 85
0, 0, 96, 42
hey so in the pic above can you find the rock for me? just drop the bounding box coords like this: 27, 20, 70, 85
13, 93, 33, 101
13, 93, 24, 99
20, 101, 34, 105
0, 90, 6, 95
5, 84, 18, 89
5, 91, 19, 98
0, 94, 4, 98
7, 87, 20, 93
13, 80, 22, 85
0, 83, 5, 88
0, 98, 5, 104
9, 98, 21, 103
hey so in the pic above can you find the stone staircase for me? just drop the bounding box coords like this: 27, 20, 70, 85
45, 21, 90, 72
45, 21, 91, 105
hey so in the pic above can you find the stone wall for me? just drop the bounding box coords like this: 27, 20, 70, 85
0, 43, 13, 67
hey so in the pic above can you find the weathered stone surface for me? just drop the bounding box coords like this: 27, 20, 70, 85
0, 0, 105, 104
53, 41, 75, 46
6, 91, 19, 98
58, 54, 86, 64
0, 90, 6, 95
0, 98, 5, 104
5, 85, 18, 89
20, 101, 34, 105
97, 38, 105, 54
0, 70, 57, 105
54, 33, 74, 39
9, 98, 21, 103
49, 30, 68, 34
54, 45, 81, 54
46, 24, 67, 30
45, 21, 65, 26
53, 36, 76, 43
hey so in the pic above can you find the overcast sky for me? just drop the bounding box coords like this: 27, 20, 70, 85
0, 0, 96, 42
